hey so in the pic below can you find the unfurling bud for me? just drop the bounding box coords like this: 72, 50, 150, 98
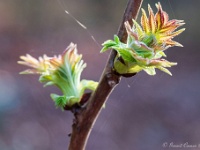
18, 43, 98, 109
101, 2, 185, 76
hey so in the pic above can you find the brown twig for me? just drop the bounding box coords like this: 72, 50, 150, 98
68, 0, 143, 149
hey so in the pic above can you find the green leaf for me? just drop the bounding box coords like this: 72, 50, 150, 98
101, 40, 117, 53
142, 34, 156, 46
50, 94, 80, 108
43, 81, 54, 87
143, 67, 156, 75
154, 51, 166, 58
81, 80, 98, 91
100, 46, 109, 53
114, 35, 120, 44
128, 64, 143, 73
132, 19, 144, 36
136, 50, 154, 58
157, 66, 172, 76
50, 94, 67, 108
39, 74, 52, 83
133, 43, 154, 58
116, 48, 136, 62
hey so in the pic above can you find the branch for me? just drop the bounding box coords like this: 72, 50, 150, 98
68, 0, 143, 149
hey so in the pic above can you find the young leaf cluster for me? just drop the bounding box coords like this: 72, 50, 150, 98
101, 2, 185, 76
18, 43, 98, 109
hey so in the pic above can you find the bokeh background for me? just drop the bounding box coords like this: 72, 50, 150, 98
0, 0, 199, 150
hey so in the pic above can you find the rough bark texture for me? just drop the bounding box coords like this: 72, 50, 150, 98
68, 0, 143, 149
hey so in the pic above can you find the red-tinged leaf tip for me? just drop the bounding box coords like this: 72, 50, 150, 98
148, 4, 156, 33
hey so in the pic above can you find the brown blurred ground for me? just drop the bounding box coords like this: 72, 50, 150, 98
0, 0, 200, 150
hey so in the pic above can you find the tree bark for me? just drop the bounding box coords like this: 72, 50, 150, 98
68, 0, 143, 149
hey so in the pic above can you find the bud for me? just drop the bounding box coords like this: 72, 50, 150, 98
18, 43, 98, 109
101, 2, 185, 76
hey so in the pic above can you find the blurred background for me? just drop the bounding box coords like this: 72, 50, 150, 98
0, 0, 199, 150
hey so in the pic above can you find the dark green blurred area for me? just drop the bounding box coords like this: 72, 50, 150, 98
0, 0, 200, 150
